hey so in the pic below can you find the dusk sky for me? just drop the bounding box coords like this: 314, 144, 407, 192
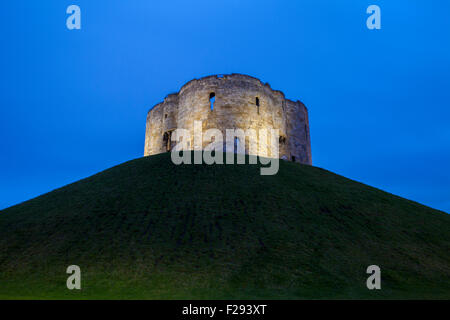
1, 0, 449, 213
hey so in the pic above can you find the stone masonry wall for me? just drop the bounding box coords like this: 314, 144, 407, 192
144, 74, 312, 165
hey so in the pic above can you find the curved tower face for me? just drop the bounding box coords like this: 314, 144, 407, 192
144, 74, 312, 165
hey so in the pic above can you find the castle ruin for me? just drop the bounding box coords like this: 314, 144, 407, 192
144, 74, 312, 164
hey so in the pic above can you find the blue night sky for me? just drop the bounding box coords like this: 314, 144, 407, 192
1, 1, 449, 213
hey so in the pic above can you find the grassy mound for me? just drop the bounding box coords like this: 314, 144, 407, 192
0, 152, 449, 299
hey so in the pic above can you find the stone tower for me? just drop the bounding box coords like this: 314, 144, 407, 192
144, 74, 312, 164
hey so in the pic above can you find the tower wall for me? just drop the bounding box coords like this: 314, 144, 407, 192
144, 74, 312, 164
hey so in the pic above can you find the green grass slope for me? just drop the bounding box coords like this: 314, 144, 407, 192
0, 152, 449, 299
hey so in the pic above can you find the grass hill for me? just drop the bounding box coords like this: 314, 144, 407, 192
0, 152, 449, 299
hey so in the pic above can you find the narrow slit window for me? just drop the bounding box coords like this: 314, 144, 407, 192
163, 131, 172, 151
256, 97, 260, 114
209, 92, 215, 111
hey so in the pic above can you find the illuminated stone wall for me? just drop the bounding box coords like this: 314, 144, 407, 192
144, 74, 312, 164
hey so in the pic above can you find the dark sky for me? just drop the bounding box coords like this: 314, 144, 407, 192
1, 0, 449, 213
